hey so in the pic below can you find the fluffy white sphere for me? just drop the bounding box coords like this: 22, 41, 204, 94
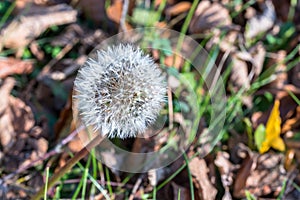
74, 44, 166, 139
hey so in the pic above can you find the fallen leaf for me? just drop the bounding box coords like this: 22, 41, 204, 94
189, 1, 231, 33
106, 0, 132, 29
0, 78, 16, 149
148, 168, 168, 186
214, 151, 234, 199
245, 0, 276, 39
218, 30, 239, 52
249, 43, 266, 78
0, 77, 47, 176
260, 100, 285, 153
282, 106, 300, 133
233, 153, 256, 198
189, 157, 217, 200
229, 54, 250, 91
29, 41, 44, 60
268, 50, 287, 89
165, 2, 191, 16
0, 77, 15, 113
0, 4, 77, 48
0, 57, 33, 79
244, 153, 287, 197
252, 86, 300, 131
10, 95, 35, 134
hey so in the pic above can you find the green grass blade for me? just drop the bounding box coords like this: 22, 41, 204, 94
105, 167, 113, 196
0, 1, 16, 28
81, 168, 89, 199
44, 166, 50, 200
287, 90, 300, 106
183, 152, 194, 200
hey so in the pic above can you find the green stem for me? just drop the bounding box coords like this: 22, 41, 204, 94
31, 133, 103, 200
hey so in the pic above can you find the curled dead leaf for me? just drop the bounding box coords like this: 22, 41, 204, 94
0, 57, 34, 79
0, 4, 77, 48
230, 54, 250, 91
165, 2, 191, 16
189, 157, 217, 200
245, 0, 276, 39
189, 1, 231, 33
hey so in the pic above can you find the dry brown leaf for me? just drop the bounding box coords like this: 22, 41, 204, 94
29, 41, 44, 60
214, 151, 235, 200
0, 103, 15, 149
0, 4, 77, 49
14, 0, 52, 15
79, 0, 106, 25
0, 78, 16, 149
164, 54, 184, 69
0, 78, 15, 113
106, 0, 132, 29
189, 1, 231, 33
0, 78, 47, 175
228, 144, 289, 198
0, 93, 35, 156
245, 0, 276, 39
244, 153, 287, 197
230, 54, 250, 91
15, 0, 58, 8
10, 96, 35, 134
268, 50, 287, 89
148, 168, 168, 186
282, 104, 300, 133
277, 90, 300, 120
0, 57, 34, 79
249, 43, 266, 78
219, 30, 239, 52
252, 88, 300, 130
189, 157, 217, 200
233, 153, 256, 198
165, 2, 192, 16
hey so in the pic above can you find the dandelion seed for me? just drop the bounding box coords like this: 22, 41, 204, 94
74, 44, 166, 139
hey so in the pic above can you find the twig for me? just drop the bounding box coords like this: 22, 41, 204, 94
55, 178, 133, 188
128, 175, 143, 200
120, 0, 129, 32
168, 86, 173, 130
2, 126, 83, 182
37, 38, 79, 81
31, 133, 103, 200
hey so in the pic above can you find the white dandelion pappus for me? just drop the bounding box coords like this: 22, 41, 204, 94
74, 44, 166, 139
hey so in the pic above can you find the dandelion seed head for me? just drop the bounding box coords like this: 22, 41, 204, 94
74, 44, 166, 139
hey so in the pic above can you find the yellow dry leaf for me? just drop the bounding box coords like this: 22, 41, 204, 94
259, 100, 285, 154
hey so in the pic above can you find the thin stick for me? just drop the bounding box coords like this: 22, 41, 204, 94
168, 86, 173, 130
3, 126, 83, 182
31, 134, 103, 200
128, 175, 143, 200
120, 0, 129, 32
37, 38, 79, 81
